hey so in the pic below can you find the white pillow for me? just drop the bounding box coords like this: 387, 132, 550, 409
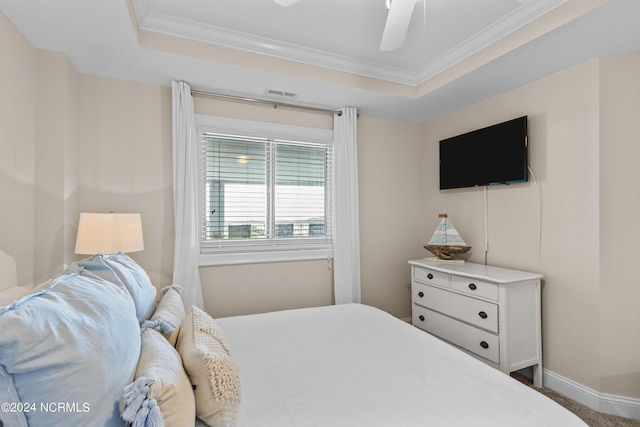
0, 286, 31, 307
0, 249, 18, 291
177, 306, 240, 427
121, 328, 195, 427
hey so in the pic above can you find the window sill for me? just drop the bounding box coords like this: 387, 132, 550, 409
198, 248, 332, 267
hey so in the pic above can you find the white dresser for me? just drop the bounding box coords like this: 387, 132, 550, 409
409, 259, 543, 386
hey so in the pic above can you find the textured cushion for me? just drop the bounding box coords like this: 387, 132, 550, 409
0, 286, 31, 307
0, 249, 18, 291
151, 285, 186, 346
75, 252, 157, 323
177, 306, 240, 427
121, 328, 195, 427
0, 273, 140, 427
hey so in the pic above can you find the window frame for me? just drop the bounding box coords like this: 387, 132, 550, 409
196, 115, 334, 266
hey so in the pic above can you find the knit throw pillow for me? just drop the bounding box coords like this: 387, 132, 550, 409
177, 306, 240, 427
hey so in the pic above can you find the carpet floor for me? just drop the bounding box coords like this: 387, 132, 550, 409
511, 373, 640, 427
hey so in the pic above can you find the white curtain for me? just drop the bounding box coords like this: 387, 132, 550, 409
333, 106, 361, 304
171, 80, 204, 309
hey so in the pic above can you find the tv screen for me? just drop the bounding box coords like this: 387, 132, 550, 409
439, 116, 528, 190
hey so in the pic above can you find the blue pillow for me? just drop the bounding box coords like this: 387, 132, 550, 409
0, 273, 141, 427
76, 253, 157, 323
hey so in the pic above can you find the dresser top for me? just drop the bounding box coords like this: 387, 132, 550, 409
408, 259, 543, 283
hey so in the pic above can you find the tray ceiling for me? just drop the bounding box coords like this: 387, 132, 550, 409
0, 0, 638, 122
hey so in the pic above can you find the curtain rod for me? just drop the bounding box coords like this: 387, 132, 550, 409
191, 90, 343, 116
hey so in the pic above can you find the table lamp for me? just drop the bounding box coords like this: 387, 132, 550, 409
74, 212, 144, 255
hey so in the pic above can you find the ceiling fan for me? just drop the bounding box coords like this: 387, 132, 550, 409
274, 0, 423, 51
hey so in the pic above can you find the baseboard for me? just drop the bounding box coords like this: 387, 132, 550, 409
543, 369, 640, 420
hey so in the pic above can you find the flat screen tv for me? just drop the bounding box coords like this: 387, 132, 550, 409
439, 116, 528, 190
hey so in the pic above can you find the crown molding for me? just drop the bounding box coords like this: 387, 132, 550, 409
135, 8, 418, 86
416, 0, 568, 83
132, 0, 568, 88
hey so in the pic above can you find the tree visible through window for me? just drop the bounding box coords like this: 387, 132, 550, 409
200, 133, 333, 256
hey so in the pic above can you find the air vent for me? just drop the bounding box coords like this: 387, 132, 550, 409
265, 89, 297, 98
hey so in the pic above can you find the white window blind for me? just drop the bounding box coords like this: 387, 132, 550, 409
198, 119, 334, 265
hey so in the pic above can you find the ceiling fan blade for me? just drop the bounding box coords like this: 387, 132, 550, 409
274, 0, 301, 6
380, 0, 420, 51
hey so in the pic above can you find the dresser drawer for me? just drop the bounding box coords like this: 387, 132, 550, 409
413, 267, 449, 288
451, 275, 499, 301
413, 305, 500, 364
413, 282, 498, 333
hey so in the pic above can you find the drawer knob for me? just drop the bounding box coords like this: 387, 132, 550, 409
418, 315, 425, 322
468, 283, 477, 291
480, 341, 489, 349
418, 291, 424, 298
478, 311, 488, 319
427, 273, 434, 280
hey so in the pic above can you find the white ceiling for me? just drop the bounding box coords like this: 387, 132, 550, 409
133, 0, 565, 85
1, 0, 639, 123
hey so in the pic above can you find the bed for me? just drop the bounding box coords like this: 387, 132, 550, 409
214, 303, 586, 426
0, 253, 587, 427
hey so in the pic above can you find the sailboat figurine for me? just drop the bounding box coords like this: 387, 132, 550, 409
424, 214, 471, 260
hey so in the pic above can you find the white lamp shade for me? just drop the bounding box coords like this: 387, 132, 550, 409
75, 213, 144, 255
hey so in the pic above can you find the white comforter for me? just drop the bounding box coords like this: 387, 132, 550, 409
216, 303, 586, 427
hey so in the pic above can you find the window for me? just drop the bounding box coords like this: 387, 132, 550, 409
197, 116, 333, 265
